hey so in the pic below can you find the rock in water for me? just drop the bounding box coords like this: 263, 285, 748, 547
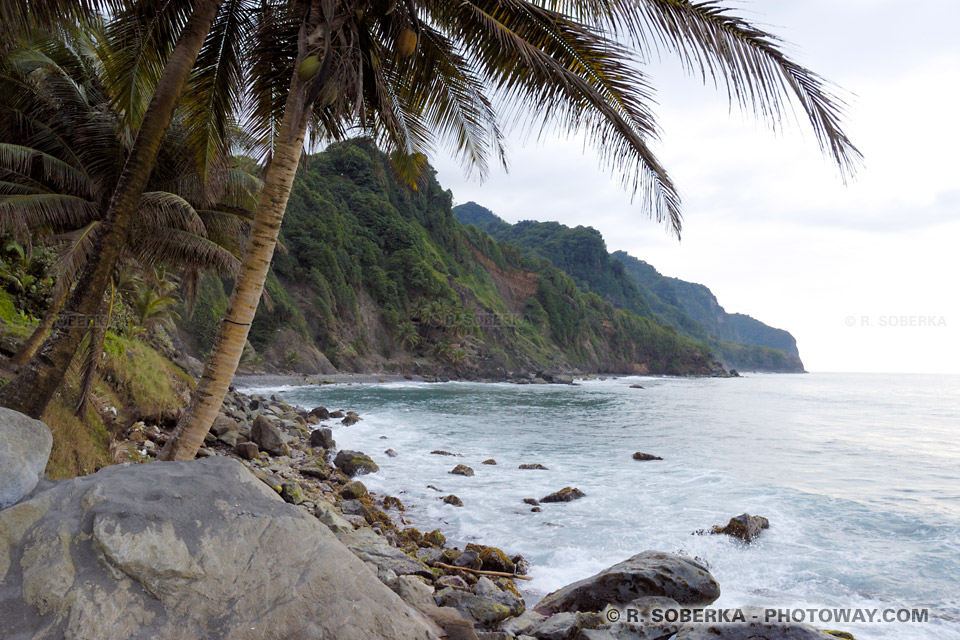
673, 607, 845, 639
310, 427, 336, 450
0, 457, 441, 639
712, 513, 770, 543
450, 464, 475, 477
0, 408, 53, 509
534, 551, 720, 615
632, 452, 663, 461
334, 449, 380, 476
541, 487, 586, 503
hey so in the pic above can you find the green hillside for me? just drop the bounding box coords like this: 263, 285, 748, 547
452, 202, 804, 373
186, 140, 724, 378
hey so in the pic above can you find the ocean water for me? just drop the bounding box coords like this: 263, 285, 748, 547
244, 373, 960, 639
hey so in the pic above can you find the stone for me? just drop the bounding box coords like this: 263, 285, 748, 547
443, 495, 464, 507
469, 545, 515, 573
630, 384, 645, 389
336, 526, 433, 578
454, 550, 482, 569
540, 487, 585, 503
329, 410, 345, 419
519, 463, 548, 470
0, 409, 53, 510
672, 607, 844, 639
235, 442, 260, 460
0, 457, 441, 639
501, 610, 546, 636
432, 450, 461, 457
310, 406, 330, 420
437, 575, 470, 590
534, 551, 720, 615
385, 448, 399, 457
314, 500, 354, 534
342, 415, 361, 426
436, 585, 520, 629
528, 611, 601, 640
450, 464, 475, 477
632, 452, 663, 461
334, 450, 380, 476
523, 498, 540, 506
280, 482, 303, 505
341, 481, 368, 500
210, 414, 238, 436
482, 459, 497, 465
251, 414, 286, 456
391, 574, 437, 612
424, 529, 446, 547
711, 513, 770, 543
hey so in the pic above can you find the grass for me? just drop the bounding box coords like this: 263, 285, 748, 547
101, 332, 194, 420
41, 394, 112, 480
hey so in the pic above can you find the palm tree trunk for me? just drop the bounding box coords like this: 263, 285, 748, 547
0, 0, 224, 418
159, 85, 311, 461
10, 281, 71, 367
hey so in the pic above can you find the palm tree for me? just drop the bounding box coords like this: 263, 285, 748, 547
157, 0, 861, 460
0, 0, 232, 417
0, 33, 255, 372
396, 320, 421, 350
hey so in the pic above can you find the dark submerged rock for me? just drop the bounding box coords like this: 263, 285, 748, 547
541, 487, 586, 503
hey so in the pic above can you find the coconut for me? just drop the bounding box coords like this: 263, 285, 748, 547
396, 29, 418, 57
298, 55, 321, 81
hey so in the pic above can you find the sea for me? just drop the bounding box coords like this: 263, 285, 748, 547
241, 373, 960, 639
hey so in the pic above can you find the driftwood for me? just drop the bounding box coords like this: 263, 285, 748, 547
434, 561, 533, 581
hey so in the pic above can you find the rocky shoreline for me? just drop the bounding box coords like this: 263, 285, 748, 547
1, 389, 850, 640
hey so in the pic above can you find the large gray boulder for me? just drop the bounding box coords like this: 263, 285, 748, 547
534, 551, 720, 616
0, 408, 53, 510
0, 457, 441, 640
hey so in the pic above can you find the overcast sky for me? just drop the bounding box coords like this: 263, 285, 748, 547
431, 0, 960, 374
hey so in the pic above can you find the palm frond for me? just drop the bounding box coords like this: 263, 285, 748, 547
0, 193, 98, 233
0, 142, 94, 198
137, 191, 207, 235
128, 228, 241, 275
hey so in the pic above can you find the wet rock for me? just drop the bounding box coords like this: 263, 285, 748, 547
251, 414, 286, 456
632, 452, 663, 461
711, 513, 770, 543
519, 463, 549, 470
432, 450, 461, 457
467, 544, 516, 574
334, 450, 380, 476
342, 415, 361, 426
340, 481, 368, 500
310, 406, 330, 420
482, 459, 497, 465
385, 449, 399, 458
443, 495, 464, 507
531, 507, 542, 512
310, 427, 335, 450
436, 583, 520, 629
329, 410, 345, 419
540, 487, 585, 503
630, 384, 645, 389
450, 464, 475, 477
534, 551, 720, 615
523, 498, 540, 506
454, 550, 482, 570
0, 409, 53, 510
424, 529, 446, 547
383, 496, 406, 511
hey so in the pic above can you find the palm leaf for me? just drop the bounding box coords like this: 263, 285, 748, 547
0, 193, 98, 232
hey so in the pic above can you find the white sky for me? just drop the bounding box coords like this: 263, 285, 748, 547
432, 0, 960, 374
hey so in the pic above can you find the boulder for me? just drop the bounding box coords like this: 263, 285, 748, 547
519, 463, 548, 470
501, 610, 546, 637
443, 495, 464, 507
450, 464, 475, 477
234, 441, 260, 460
528, 611, 602, 639
385, 448, 400, 458
0, 408, 53, 510
310, 406, 330, 420
310, 427, 335, 450
711, 513, 770, 543
432, 450, 461, 457
632, 452, 663, 461
250, 414, 286, 456
541, 487, 585, 503
534, 551, 720, 615
0, 457, 441, 640
673, 607, 844, 639
435, 581, 522, 629
209, 414, 238, 436
482, 459, 497, 465
335, 450, 380, 476
341, 480, 368, 500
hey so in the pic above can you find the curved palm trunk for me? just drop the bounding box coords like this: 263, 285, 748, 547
10, 281, 71, 367
159, 90, 311, 461
0, 0, 224, 418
